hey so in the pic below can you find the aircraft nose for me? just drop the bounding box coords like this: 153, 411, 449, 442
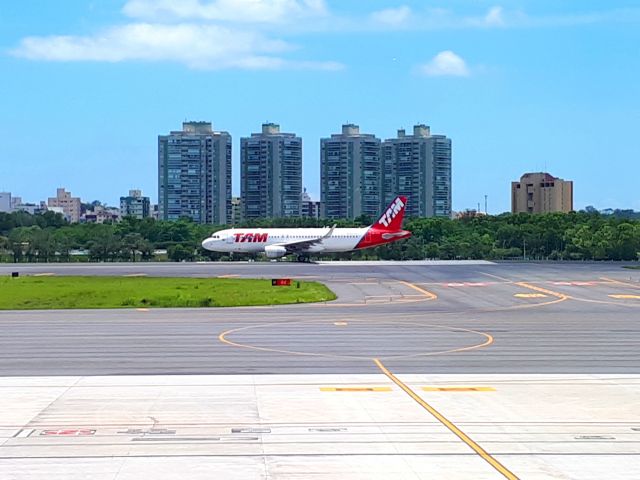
202, 238, 213, 250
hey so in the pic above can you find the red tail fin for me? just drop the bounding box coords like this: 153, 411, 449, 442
374, 196, 407, 231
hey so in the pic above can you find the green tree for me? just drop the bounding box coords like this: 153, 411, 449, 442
30, 228, 58, 262
8, 226, 39, 262
121, 233, 145, 262
88, 228, 121, 262
167, 244, 195, 262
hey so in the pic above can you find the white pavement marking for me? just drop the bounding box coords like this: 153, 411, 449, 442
477, 271, 513, 282
1, 375, 639, 479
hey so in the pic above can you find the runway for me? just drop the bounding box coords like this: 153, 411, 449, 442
1, 261, 639, 479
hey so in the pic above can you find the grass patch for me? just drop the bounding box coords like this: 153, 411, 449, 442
623, 265, 640, 270
0, 276, 336, 310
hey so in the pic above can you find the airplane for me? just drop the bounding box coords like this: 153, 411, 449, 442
201, 195, 411, 261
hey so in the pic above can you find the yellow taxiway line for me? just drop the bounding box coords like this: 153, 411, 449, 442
374, 358, 519, 480
399, 281, 438, 300
515, 282, 570, 301
601, 276, 640, 289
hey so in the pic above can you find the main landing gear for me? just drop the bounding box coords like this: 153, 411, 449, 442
296, 255, 314, 263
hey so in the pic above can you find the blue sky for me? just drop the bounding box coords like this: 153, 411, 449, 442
1, 0, 639, 213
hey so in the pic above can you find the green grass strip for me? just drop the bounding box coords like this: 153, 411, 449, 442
0, 276, 336, 310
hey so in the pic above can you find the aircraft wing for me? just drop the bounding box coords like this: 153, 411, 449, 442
274, 225, 336, 254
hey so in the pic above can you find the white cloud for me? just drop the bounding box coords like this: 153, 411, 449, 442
363, 5, 510, 32
370, 6, 412, 28
419, 51, 469, 77
364, 5, 640, 32
483, 6, 505, 27
122, 0, 328, 23
11, 23, 342, 70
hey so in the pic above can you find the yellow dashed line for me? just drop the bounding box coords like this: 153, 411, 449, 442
514, 293, 547, 298
124, 273, 147, 277
374, 358, 519, 480
333, 321, 348, 326
608, 294, 640, 300
33, 273, 55, 277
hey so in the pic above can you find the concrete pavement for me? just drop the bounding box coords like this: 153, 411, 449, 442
1, 261, 639, 478
1, 374, 639, 479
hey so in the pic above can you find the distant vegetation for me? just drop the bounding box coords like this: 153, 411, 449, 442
0, 277, 335, 309
1, 209, 639, 262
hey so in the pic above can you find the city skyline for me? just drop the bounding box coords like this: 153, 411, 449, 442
1, 1, 639, 212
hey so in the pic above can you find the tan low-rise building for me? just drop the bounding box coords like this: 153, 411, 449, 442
511, 172, 573, 214
48, 188, 81, 223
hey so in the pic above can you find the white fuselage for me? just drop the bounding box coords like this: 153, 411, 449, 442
202, 227, 369, 254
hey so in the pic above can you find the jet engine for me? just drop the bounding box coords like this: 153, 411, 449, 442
265, 245, 287, 258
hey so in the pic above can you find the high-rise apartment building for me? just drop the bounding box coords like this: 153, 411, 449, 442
320, 124, 382, 219
511, 172, 573, 213
47, 188, 81, 223
0, 192, 11, 213
120, 189, 150, 219
382, 124, 452, 217
231, 196, 243, 225
158, 121, 231, 224
301, 188, 320, 219
241, 123, 302, 219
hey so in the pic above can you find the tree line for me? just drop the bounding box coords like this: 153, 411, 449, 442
1, 209, 639, 262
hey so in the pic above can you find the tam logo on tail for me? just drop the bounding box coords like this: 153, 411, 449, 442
377, 196, 406, 230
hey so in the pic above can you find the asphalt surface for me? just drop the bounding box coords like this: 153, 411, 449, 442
1, 261, 639, 376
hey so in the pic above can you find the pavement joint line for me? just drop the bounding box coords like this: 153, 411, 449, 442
373, 358, 519, 480
320, 387, 392, 392
422, 386, 496, 392
398, 281, 438, 300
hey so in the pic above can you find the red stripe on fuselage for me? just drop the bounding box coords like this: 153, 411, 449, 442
355, 226, 411, 250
